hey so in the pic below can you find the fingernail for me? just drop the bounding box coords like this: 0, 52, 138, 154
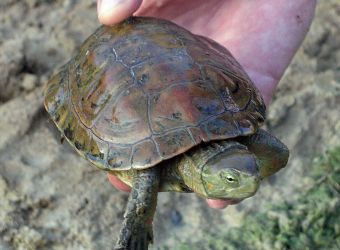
99, 0, 123, 15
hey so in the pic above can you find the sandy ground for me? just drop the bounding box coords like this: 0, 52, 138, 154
0, 1, 339, 249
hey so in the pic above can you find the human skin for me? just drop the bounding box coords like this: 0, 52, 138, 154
97, 0, 316, 209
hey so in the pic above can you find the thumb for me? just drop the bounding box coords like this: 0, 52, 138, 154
97, 0, 143, 25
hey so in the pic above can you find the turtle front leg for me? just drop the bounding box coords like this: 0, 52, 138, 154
114, 167, 160, 250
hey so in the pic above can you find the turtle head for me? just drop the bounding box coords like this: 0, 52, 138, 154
200, 145, 260, 200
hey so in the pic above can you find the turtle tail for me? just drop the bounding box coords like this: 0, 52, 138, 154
114, 167, 160, 250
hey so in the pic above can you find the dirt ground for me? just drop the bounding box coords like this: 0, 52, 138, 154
0, 1, 339, 250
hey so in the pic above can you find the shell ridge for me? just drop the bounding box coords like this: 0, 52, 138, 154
196, 63, 228, 113
65, 65, 110, 169
71, 58, 109, 127
186, 128, 197, 144
153, 110, 225, 136
146, 95, 155, 134
89, 78, 135, 130
151, 136, 163, 160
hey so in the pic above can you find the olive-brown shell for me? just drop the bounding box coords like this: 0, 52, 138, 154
44, 17, 265, 171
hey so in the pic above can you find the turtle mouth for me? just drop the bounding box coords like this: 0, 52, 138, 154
236, 190, 258, 198
241, 183, 259, 197
221, 198, 243, 205
222, 190, 258, 199
210, 186, 259, 200
223, 179, 260, 199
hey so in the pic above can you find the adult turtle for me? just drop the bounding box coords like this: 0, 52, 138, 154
44, 17, 289, 250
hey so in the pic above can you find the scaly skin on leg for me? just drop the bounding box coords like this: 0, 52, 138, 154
114, 167, 160, 250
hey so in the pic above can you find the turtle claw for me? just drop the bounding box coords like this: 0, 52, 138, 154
114, 224, 153, 250
130, 229, 152, 250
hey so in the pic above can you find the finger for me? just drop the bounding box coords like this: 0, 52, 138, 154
206, 198, 242, 209
97, 0, 143, 25
206, 199, 229, 209
107, 173, 131, 192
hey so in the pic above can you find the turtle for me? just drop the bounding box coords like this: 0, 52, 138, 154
44, 17, 289, 250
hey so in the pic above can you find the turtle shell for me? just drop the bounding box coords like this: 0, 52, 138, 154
44, 17, 265, 171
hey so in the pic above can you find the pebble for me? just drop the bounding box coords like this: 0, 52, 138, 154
21, 73, 37, 91
170, 209, 182, 226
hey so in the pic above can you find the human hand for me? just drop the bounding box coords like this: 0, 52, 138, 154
98, 0, 316, 209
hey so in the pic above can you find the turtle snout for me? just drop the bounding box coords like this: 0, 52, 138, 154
240, 175, 260, 197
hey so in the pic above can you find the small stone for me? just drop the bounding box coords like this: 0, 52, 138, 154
0, 176, 8, 197
26, 0, 38, 8
170, 210, 182, 226
10, 226, 46, 250
21, 73, 37, 91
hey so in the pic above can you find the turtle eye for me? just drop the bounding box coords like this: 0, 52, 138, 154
219, 171, 238, 184
226, 175, 236, 183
